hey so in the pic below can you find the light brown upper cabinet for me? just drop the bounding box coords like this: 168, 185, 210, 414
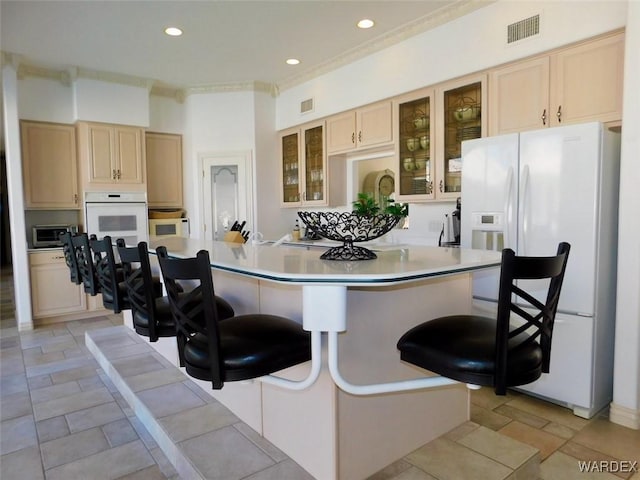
435, 73, 487, 201
395, 88, 436, 201
21, 121, 80, 209
490, 31, 624, 135
77, 121, 146, 191
146, 132, 183, 208
326, 101, 393, 154
279, 120, 344, 208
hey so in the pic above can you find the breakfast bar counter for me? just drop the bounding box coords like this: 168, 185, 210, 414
143, 237, 501, 480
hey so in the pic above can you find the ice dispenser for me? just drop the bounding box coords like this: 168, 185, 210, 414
470, 212, 505, 251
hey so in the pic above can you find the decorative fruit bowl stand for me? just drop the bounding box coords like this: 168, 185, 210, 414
297, 211, 402, 261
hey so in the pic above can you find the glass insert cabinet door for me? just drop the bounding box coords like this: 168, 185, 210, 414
440, 80, 483, 197
279, 122, 326, 207
303, 125, 324, 203
281, 131, 300, 205
397, 89, 435, 199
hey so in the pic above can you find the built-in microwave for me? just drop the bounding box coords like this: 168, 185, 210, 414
149, 218, 190, 238
32, 224, 78, 248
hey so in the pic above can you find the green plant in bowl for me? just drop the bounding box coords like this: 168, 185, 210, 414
352, 193, 380, 217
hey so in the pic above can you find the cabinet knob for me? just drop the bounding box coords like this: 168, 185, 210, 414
556, 105, 562, 123
351, 132, 355, 144
541, 109, 547, 126
112, 169, 116, 180
439, 180, 443, 193
358, 131, 362, 143
117, 169, 122, 179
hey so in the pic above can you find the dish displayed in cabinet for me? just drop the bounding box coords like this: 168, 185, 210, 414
398, 94, 433, 197
442, 85, 482, 195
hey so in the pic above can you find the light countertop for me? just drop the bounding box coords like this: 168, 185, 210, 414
149, 236, 501, 286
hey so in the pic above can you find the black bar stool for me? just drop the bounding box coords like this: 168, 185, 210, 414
397, 242, 570, 395
72, 233, 100, 296
90, 235, 131, 314
116, 240, 235, 342
156, 246, 311, 390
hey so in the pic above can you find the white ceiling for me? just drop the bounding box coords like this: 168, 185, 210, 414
1, 0, 483, 90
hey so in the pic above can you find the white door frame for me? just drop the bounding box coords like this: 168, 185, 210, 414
198, 150, 254, 241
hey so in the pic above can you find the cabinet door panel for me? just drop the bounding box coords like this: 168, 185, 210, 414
326, 112, 356, 154
30, 258, 86, 317
357, 101, 393, 148
551, 32, 624, 125
88, 126, 115, 183
146, 133, 183, 207
116, 127, 144, 184
21, 122, 79, 208
489, 57, 550, 135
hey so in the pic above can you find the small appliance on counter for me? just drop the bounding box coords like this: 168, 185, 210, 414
439, 197, 461, 247
32, 224, 78, 248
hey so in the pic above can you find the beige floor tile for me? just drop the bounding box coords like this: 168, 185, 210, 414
443, 421, 480, 442
540, 451, 620, 480
40, 426, 110, 469
244, 459, 316, 480
571, 418, 640, 463
179, 425, 275, 479
471, 387, 518, 410
542, 421, 578, 440
367, 459, 413, 480
50, 365, 100, 384
499, 421, 566, 460
505, 396, 589, 431
30, 380, 82, 404
110, 353, 167, 378
44, 439, 155, 480
405, 437, 513, 480
159, 402, 238, 443
127, 366, 187, 393
494, 403, 550, 429
0, 445, 45, 480
136, 382, 206, 419
116, 465, 169, 480
65, 401, 125, 432
559, 440, 636, 480
471, 403, 512, 431
0, 414, 38, 455
32, 387, 113, 421
458, 425, 539, 469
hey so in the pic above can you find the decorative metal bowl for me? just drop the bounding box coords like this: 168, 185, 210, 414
297, 211, 402, 261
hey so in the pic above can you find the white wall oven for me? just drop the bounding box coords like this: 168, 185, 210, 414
84, 192, 148, 244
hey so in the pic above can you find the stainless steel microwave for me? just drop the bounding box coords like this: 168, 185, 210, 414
32, 224, 78, 248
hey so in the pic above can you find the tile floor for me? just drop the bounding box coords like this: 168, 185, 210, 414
2, 265, 640, 479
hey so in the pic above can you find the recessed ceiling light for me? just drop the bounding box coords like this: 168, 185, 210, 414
357, 19, 375, 29
164, 27, 183, 37
286, 58, 300, 65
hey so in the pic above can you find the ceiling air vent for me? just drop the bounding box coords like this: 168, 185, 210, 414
507, 14, 540, 44
300, 98, 314, 114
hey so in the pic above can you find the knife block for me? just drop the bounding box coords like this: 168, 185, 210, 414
223, 231, 246, 244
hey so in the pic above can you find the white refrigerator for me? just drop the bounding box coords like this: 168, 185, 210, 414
461, 122, 620, 418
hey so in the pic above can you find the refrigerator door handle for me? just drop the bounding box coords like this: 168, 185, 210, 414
520, 165, 530, 255
504, 166, 514, 249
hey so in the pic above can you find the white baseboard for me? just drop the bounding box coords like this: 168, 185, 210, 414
609, 402, 640, 430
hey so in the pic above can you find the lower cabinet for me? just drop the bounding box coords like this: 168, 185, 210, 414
29, 251, 106, 321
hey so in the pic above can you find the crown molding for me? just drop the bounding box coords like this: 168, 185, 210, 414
277, 0, 494, 92
185, 80, 278, 98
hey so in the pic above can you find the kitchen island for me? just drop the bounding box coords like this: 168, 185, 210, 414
142, 237, 501, 480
